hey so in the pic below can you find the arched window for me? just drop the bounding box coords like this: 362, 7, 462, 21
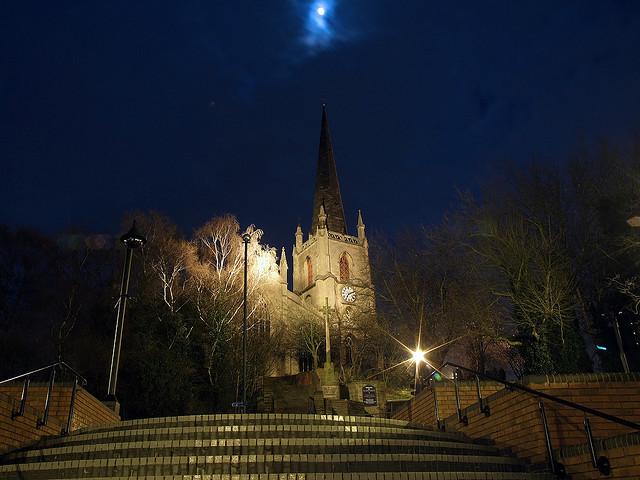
250, 298, 271, 337
306, 257, 313, 286
339, 253, 350, 282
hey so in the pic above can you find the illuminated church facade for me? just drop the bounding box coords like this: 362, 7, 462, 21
270, 106, 376, 375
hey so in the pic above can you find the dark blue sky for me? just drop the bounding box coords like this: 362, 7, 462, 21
2, 1, 640, 250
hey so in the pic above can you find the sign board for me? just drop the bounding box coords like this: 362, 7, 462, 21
362, 385, 377, 406
322, 385, 340, 400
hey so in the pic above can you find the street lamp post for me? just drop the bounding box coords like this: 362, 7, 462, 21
107, 221, 146, 405
412, 349, 425, 395
241, 232, 251, 414
613, 311, 631, 374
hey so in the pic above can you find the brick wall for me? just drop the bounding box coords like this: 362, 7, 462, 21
0, 383, 120, 453
392, 372, 640, 479
442, 387, 550, 464
528, 374, 640, 448
450, 374, 640, 477
71, 389, 120, 431
392, 388, 436, 425
557, 432, 640, 479
391, 380, 504, 425
0, 390, 62, 454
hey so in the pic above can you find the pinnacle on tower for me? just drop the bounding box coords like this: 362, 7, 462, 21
311, 105, 347, 235
279, 247, 288, 284
357, 209, 366, 241
318, 203, 327, 229
295, 223, 303, 251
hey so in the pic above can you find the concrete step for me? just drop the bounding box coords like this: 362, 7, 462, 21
0, 413, 551, 479
266, 381, 316, 414
72, 414, 425, 435
28, 424, 470, 451
0, 471, 556, 480
0, 452, 530, 479
3, 438, 503, 464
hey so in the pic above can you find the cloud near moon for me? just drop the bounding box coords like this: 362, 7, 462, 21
286, 0, 364, 61
299, 0, 338, 53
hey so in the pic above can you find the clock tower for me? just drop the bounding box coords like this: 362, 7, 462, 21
291, 105, 375, 333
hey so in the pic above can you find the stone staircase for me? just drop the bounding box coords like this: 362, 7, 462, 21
258, 375, 317, 414
0, 413, 554, 479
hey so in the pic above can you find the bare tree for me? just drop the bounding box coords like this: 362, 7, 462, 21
289, 309, 324, 370
469, 213, 576, 343
189, 215, 279, 387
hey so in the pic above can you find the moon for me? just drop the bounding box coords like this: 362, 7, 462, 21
301, 1, 336, 50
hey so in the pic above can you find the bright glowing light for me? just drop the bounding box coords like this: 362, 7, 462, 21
364, 323, 464, 384
256, 255, 270, 274
412, 349, 426, 364
302, 1, 335, 51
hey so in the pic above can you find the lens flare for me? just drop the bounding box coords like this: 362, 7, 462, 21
412, 349, 425, 364
365, 325, 465, 382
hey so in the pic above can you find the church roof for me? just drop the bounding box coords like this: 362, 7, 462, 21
311, 105, 347, 234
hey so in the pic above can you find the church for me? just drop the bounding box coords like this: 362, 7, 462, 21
269, 105, 377, 376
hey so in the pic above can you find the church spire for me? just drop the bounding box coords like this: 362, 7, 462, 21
311, 104, 347, 235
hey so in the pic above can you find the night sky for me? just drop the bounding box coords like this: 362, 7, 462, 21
2, 1, 640, 251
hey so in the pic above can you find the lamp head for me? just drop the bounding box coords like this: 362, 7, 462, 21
120, 220, 146, 249
241, 233, 251, 243
412, 349, 425, 365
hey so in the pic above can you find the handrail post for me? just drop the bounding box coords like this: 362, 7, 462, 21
475, 374, 490, 416
442, 361, 640, 431
453, 369, 468, 426
453, 369, 461, 418
12, 377, 30, 419
37, 366, 56, 428
539, 400, 564, 476
63, 376, 79, 435
584, 416, 597, 468
584, 415, 611, 475
433, 386, 443, 431
475, 374, 483, 410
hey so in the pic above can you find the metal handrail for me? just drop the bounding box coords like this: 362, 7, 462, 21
434, 362, 640, 431
425, 361, 636, 477
0, 361, 87, 386
1, 361, 87, 434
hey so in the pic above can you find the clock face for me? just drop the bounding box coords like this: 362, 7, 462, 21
341, 286, 356, 303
